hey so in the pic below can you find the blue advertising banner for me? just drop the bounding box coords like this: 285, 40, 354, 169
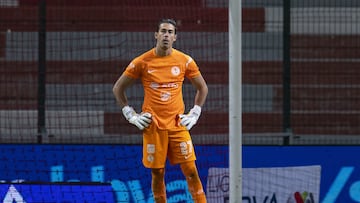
0, 183, 115, 203
0, 144, 226, 202
0, 145, 359, 202
243, 146, 360, 203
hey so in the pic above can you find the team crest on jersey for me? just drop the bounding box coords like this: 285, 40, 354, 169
171, 66, 180, 76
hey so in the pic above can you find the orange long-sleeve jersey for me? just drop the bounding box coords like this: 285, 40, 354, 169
123, 48, 201, 130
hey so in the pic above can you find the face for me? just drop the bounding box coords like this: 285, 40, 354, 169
155, 23, 177, 50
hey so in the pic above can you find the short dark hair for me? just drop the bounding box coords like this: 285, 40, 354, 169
157, 18, 177, 33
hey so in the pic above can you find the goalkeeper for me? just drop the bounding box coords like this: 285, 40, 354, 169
112, 18, 208, 203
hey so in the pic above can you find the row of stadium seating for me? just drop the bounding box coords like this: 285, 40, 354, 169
1, 2, 360, 139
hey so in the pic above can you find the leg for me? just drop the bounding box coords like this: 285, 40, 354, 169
180, 161, 207, 203
143, 127, 168, 202
151, 168, 166, 203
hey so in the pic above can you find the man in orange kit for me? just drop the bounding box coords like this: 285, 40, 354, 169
112, 18, 208, 202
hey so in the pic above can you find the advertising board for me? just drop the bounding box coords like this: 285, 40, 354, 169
0, 183, 115, 203
0, 145, 359, 202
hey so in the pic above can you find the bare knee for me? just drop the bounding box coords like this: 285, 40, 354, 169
152, 168, 165, 179
180, 161, 199, 179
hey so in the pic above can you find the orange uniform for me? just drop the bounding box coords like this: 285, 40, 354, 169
124, 48, 201, 130
124, 48, 202, 168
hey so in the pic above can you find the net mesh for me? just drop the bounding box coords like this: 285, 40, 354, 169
0, 0, 228, 143
1, 0, 360, 144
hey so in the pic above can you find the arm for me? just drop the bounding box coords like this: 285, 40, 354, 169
180, 74, 208, 130
112, 74, 135, 108
190, 74, 208, 107
112, 74, 152, 130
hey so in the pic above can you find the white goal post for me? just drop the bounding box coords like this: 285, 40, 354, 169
229, 0, 242, 202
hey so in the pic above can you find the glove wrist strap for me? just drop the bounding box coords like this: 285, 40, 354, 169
122, 105, 135, 121
193, 105, 201, 112
191, 105, 202, 117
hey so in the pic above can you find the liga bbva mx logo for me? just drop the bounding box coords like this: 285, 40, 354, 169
287, 191, 315, 203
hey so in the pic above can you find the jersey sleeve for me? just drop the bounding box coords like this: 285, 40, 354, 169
123, 57, 143, 79
185, 56, 201, 79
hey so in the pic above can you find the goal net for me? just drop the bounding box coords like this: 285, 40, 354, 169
1, 0, 360, 145
0, 0, 229, 144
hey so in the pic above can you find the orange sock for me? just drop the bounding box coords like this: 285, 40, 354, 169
180, 161, 207, 203
151, 168, 166, 203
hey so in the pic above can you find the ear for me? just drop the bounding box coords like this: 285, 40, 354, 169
154, 32, 158, 39
173, 34, 177, 42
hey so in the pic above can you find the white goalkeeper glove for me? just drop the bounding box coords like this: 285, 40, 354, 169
179, 105, 201, 130
122, 106, 152, 130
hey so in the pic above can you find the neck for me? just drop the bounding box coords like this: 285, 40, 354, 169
155, 47, 172, 56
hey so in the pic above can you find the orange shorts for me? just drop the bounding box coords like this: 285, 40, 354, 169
142, 124, 197, 168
